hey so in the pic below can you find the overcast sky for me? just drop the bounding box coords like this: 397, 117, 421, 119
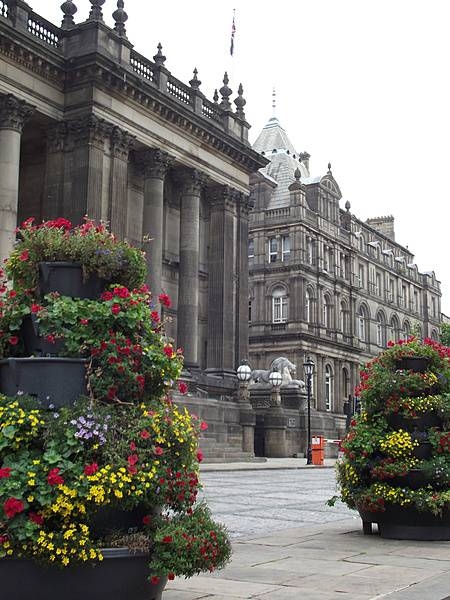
40, 0, 450, 314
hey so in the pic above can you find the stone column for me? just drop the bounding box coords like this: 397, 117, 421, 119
206, 185, 238, 375
136, 148, 172, 297
177, 168, 207, 369
42, 122, 67, 220
67, 115, 110, 224
109, 126, 134, 238
0, 94, 34, 263
264, 383, 287, 457
236, 193, 253, 368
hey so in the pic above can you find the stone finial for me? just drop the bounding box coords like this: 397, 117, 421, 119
234, 83, 246, 119
272, 87, 276, 116
345, 200, 351, 212
61, 0, 77, 29
327, 162, 332, 174
189, 68, 201, 90
113, 0, 128, 36
219, 72, 232, 110
153, 43, 166, 67
89, 0, 105, 21
213, 89, 219, 104
294, 167, 301, 181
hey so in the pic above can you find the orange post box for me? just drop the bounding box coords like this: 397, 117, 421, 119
311, 435, 324, 466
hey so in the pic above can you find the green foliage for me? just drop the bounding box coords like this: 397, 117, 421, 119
441, 323, 450, 347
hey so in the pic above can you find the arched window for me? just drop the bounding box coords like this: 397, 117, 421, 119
431, 329, 439, 341
272, 286, 287, 323
305, 287, 315, 323
323, 293, 333, 329
358, 304, 368, 342
376, 311, 386, 347
342, 367, 350, 401
403, 320, 411, 339
359, 235, 365, 253
325, 365, 333, 411
340, 300, 348, 333
389, 315, 400, 342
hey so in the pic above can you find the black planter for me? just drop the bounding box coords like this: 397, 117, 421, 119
0, 357, 87, 407
377, 505, 450, 540
0, 549, 167, 600
390, 469, 430, 490
386, 412, 442, 432
20, 315, 65, 357
412, 440, 432, 460
38, 262, 106, 300
88, 505, 154, 538
394, 356, 430, 372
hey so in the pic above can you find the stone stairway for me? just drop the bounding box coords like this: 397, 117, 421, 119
199, 437, 263, 463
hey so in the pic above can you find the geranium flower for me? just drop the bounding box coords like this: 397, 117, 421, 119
29, 512, 44, 526
158, 293, 171, 308
30, 303, 42, 314
127, 454, 139, 466
19, 250, 29, 261
111, 303, 121, 315
150, 576, 160, 584
140, 430, 150, 440
162, 536, 173, 544
3, 498, 24, 519
84, 463, 99, 476
8, 336, 19, 346
0, 467, 11, 478
197, 450, 204, 462
200, 421, 208, 431
101, 291, 114, 301
47, 468, 64, 486
178, 382, 188, 394
155, 446, 164, 456
164, 345, 174, 358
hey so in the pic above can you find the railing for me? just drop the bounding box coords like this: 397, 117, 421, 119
166, 75, 190, 105
130, 50, 155, 82
202, 99, 222, 123
28, 11, 60, 48
0, 0, 9, 19
265, 207, 290, 219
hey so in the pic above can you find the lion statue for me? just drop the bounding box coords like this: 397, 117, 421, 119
270, 357, 305, 389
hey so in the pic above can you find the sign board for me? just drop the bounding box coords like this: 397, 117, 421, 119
287, 418, 296, 428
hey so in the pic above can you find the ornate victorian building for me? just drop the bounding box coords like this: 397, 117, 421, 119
248, 115, 442, 440
0, 0, 267, 460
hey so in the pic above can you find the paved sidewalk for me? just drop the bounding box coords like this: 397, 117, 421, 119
201, 457, 337, 472
164, 518, 450, 600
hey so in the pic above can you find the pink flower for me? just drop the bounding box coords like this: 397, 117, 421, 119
140, 430, 150, 440
3, 498, 24, 519
19, 250, 29, 261
178, 382, 188, 394
155, 446, 164, 456
200, 421, 208, 431
158, 293, 171, 308
8, 336, 19, 346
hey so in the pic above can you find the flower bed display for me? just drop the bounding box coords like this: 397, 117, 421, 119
0, 217, 231, 599
331, 337, 450, 540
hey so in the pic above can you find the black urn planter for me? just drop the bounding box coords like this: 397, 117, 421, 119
88, 505, 157, 538
390, 469, 430, 490
376, 505, 450, 540
386, 412, 442, 432
0, 549, 167, 600
20, 315, 65, 357
394, 356, 430, 372
38, 262, 107, 300
0, 357, 88, 408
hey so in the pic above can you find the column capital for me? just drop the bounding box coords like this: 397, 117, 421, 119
177, 167, 208, 195
208, 184, 239, 212
0, 94, 34, 132
111, 125, 135, 159
238, 192, 254, 217
135, 148, 172, 179
46, 121, 68, 153
69, 114, 111, 148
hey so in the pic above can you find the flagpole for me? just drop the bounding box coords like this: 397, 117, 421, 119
228, 8, 236, 88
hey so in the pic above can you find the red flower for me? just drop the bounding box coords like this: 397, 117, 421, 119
8, 336, 19, 346
47, 468, 64, 486
111, 303, 121, 315
8, 290, 16, 299
178, 382, 188, 394
84, 463, 99, 476
0, 467, 11, 479
155, 446, 164, 456
130, 441, 137, 451
113, 286, 130, 299
101, 291, 114, 301
151, 311, 160, 323
142, 515, 152, 526
163, 345, 174, 358
150, 576, 160, 585
107, 386, 117, 400
162, 536, 173, 544
19, 250, 29, 261
45, 334, 56, 344
136, 375, 145, 389
196, 450, 204, 463
127, 465, 137, 475
30, 304, 42, 314
45, 218, 72, 231
80, 318, 89, 325
29, 512, 44, 526
140, 430, 150, 440
3, 498, 24, 519
128, 454, 139, 466
168, 573, 175, 581
158, 293, 171, 308
200, 421, 208, 431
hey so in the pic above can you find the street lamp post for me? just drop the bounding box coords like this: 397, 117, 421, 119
236, 362, 255, 454
303, 357, 315, 465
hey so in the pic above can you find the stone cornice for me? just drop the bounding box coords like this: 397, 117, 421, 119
0, 93, 34, 131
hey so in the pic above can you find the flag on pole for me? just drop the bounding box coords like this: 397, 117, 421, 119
230, 9, 236, 56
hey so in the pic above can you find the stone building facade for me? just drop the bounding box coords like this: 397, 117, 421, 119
0, 0, 267, 460
248, 115, 442, 450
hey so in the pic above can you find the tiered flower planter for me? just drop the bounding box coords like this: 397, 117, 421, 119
336, 339, 450, 541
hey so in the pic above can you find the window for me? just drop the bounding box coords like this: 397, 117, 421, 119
340, 300, 348, 333
414, 291, 419, 313
390, 315, 400, 342
248, 239, 254, 258
358, 305, 368, 341
431, 297, 436, 317
272, 286, 287, 323
269, 238, 278, 263
325, 365, 333, 411
281, 235, 290, 262
358, 264, 365, 288
248, 300, 252, 322
323, 245, 329, 272
376, 312, 386, 347
376, 272, 381, 296
323, 293, 332, 329
342, 367, 350, 400
340, 253, 348, 279
306, 237, 313, 265
404, 320, 411, 338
